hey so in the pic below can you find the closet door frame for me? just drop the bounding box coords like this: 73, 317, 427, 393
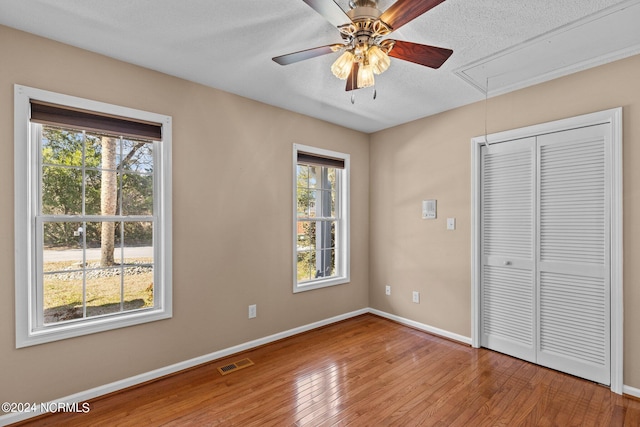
470, 108, 623, 394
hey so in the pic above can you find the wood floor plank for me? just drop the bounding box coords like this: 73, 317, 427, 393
11, 314, 640, 426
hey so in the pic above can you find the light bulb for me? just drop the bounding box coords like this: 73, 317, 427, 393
357, 64, 375, 88
331, 50, 355, 80
368, 45, 390, 75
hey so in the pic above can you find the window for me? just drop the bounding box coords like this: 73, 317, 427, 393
14, 85, 172, 347
293, 144, 349, 292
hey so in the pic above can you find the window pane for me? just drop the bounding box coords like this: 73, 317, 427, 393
41, 127, 84, 167
92, 134, 119, 171
297, 223, 310, 254
86, 268, 122, 318
42, 221, 85, 324
326, 168, 336, 190
315, 248, 336, 278
122, 222, 154, 310
124, 221, 153, 242
297, 249, 315, 282
120, 140, 153, 173
316, 221, 334, 250
296, 164, 309, 187
298, 189, 318, 218
317, 188, 332, 218
43, 221, 84, 253
98, 165, 120, 218
85, 221, 120, 265
298, 221, 315, 250
297, 219, 315, 282
309, 166, 319, 188
42, 166, 83, 215
83, 170, 122, 216
308, 191, 318, 217
42, 222, 84, 323
43, 273, 83, 324
84, 134, 104, 169
123, 266, 154, 312
120, 221, 153, 265
123, 221, 153, 249
297, 187, 311, 218
331, 188, 337, 218
331, 221, 336, 249
84, 168, 103, 215
122, 173, 153, 215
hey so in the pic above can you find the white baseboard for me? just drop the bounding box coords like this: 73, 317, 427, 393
3, 307, 635, 426
368, 308, 473, 345
624, 385, 640, 399
0, 308, 368, 426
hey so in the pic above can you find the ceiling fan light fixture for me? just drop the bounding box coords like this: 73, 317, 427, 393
331, 50, 355, 80
357, 64, 375, 88
368, 45, 390, 75
273, 0, 453, 96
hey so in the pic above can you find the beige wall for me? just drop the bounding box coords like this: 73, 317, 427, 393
0, 25, 369, 403
369, 54, 640, 389
2, 20, 640, 406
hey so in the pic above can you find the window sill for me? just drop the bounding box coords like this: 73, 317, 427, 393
293, 276, 350, 293
17, 307, 172, 348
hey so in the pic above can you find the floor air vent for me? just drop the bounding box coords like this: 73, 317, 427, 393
217, 358, 254, 375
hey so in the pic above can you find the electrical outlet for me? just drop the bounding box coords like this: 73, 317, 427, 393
385, 285, 391, 296
248, 304, 257, 319
412, 291, 420, 303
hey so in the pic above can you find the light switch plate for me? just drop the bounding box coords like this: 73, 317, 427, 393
447, 218, 456, 230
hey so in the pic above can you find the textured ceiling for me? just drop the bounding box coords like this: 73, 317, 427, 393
0, 0, 637, 133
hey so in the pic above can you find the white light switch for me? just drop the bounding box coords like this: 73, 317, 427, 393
447, 218, 456, 230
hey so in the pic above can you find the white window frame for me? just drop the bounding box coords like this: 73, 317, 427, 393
293, 144, 350, 293
14, 85, 172, 348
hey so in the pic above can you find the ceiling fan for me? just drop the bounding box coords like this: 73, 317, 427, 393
272, 0, 453, 93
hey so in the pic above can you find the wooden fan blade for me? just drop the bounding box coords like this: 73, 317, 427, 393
387, 40, 453, 69
345, 61, 359, 91
379, 0, 446, 31
302, 0, 352, 28
272, 45, 337, 65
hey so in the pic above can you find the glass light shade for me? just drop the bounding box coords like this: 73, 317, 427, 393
368, 45, 390, 75
357, 64, 375, 88
331, 50, 355, 80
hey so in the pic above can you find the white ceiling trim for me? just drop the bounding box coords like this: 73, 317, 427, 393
454, 0, 640, 97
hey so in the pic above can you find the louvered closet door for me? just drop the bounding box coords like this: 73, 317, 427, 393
536, 125, 610, 385
480, 137, 536, 362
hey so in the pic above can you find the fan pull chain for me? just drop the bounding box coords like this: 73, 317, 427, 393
373, 86, 377, 100
483, 76, 490, 148
350, 66, 356, 104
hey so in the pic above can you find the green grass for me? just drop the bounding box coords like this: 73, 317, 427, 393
43, 258, 153, 324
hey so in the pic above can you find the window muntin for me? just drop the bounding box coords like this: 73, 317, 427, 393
293, 145, 349, 292
15, 85, 172, 347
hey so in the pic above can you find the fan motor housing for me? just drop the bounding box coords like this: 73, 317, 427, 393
347, 6, 381, 22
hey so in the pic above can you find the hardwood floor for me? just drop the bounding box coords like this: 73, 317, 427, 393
14, 314, 640, 426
